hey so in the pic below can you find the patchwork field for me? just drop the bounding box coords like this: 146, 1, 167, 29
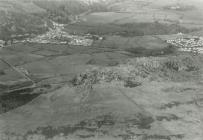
0, 0, 203, 140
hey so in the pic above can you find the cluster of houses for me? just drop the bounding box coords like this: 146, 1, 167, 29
69, 37, 93, 46
167, 34, 203, 54
25, 28, 68, 44
13, 21, 103, 47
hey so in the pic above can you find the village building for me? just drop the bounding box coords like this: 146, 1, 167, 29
0, 40, 5, 48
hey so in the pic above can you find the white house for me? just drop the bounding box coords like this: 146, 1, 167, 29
0, 40, 5, 48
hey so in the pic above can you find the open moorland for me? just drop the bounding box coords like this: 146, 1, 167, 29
0, 0, 203, 140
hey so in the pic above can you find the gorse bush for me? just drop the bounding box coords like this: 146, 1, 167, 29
161, 55, 201, 72
71, 68, 121, 87
71, 54, 202, 89
70, 55, 201, 102
162, 57, 181, 71
71, 68, 122, 101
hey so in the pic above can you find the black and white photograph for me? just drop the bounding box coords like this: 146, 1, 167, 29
0, 0, 203, 139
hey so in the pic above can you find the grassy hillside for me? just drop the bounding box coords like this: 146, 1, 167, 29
33, 0, 109, 23
65, 21, 196, 37
0, 0, 49, 42
0, 0, 111, 42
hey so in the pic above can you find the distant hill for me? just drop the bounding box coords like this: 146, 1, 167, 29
1, 0, 202, 43
0, 0, 112, 43
0, 0, 48, 43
